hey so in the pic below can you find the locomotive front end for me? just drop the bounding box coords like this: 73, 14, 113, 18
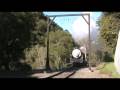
70, 47, 87, 67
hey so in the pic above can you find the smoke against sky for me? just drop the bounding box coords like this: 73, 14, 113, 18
44, 12, 102, 43
71, 12, 100, 43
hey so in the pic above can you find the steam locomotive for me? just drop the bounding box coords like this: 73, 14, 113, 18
70, 46, 88, 67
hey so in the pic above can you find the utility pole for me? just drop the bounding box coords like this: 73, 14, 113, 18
81, 14, 93, 72
88, 14, 93, 72
46, 17, 51, 71
46, 16, 56, 71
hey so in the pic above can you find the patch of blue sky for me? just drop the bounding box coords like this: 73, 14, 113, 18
43, 12, 102, 33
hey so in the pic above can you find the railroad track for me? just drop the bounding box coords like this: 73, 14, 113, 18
45, 67, 79, 78
31, 63, 85, 78
50, 71, 76, 78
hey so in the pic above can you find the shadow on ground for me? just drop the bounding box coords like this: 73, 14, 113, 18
0, 63, 90, 78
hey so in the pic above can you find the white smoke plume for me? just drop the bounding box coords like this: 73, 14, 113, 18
71, 12, 99, 45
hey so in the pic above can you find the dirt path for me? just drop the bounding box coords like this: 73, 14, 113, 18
31, 67, 112, 78
69, 67, 112, 78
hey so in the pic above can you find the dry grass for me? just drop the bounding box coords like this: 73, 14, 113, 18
98, 62, 120, 78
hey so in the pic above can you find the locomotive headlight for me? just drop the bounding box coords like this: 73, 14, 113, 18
72, 49, 81, 59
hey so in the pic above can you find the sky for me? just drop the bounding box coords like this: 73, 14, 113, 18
44, 12, 102, 43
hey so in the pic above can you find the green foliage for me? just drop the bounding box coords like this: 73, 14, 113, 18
0, 12, 47, 71
49, 30, 74, 70
100, 62, 120, 78
103, 52, 114, 62
91, 37, 114, 65
89, 42, 101, 66
24, 45, 46, 69
0, 12, 74, 72
98, 12, 120, 55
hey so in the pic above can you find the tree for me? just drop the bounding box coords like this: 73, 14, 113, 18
98, 12, 120, 55
49, 30, 74, 70
0, 12, 47, 71
0, 12, 74, 72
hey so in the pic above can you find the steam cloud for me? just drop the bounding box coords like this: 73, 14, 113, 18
71, 12, 99, 45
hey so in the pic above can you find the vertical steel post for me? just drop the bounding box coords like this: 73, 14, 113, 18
46, 17, 51, 71
88, 14, 93, 72
46, 16, 56, 71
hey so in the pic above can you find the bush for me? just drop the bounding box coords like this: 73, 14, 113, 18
24, 45, 46, 70
90, 53, 98, 67
49, 30, 74, 71
0, 12, 47, 71
100, 62, 120, 78
103, 52, 114, 62
0, 12, 74, 72
89, 45, 102, 66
